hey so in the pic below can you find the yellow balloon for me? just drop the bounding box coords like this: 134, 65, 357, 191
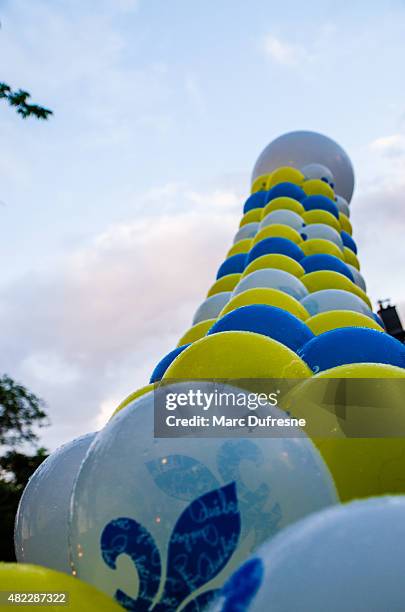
314, 364, 405, 501
301, 271, 372, 308
0, 563, 122, 611
251, 174, 271, 193
241, 254, 305, 279
302, 209, 341, 231
240, 208, 262, 227
111, 383, 155, 418
226, 239, 253, 257
177, 319, 216, 346
302, 178, 335, 200
339, 212, 353, 235
252, 224, 302, 246
306, 310, 384, 335
301, 238, 344, 260
344, 246, 360, 270
164, 331, 312, 380
219, 287, 310, 321
267, 166, 304, 188
261, 197, 305, 218
207, 273, 241, 297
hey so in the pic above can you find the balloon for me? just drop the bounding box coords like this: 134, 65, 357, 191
298, 327, 405, 372
259, 209, 305, 232
217, 254, 247, 279
262, 196, 305, 217
233, 222, 259, 243
192, 292, 231, 324
344, 246, 360, 269
339, 212, 352, 235
251, 130, 355, 202
226, 239, 252, 257
207, 273, 241, 297
240, 209, 262, 227
302, 179, 335, 201
267, 166, 304, 188
302, 195, 339, 219
233, 269, 308, 301
246, 237, 305, 265
301, 162, 334, 185
306, 310, 384, 335
302, 209, 340, 231
300, 238, 344, 260
0, 563, 122, 611
14, 433, 97, 574
253, 224, 302, 245
213, 497, 405, 612
335, 195, 350, 217
70, 384, 337, 608
301, 289, 372, 318
177, 319, 216, 346
341, 229, 357, 253
219, 288, 309, 321
243, 191, 268, 214
266, 182, 306, 202
301, 271, 371, 307
346, 264, 365, 290
242, 254, 305, 279
111, 384, 155, 417
373, 312, 386, 329
150, 344, 191, 383
301, 254, 354, 281
300, 224, 344, 251
207, 305, 314, 352
251, 174, 270, 193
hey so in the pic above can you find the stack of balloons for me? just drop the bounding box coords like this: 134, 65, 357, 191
8, 132, 405, 611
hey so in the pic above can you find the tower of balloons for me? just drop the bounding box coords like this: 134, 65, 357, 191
6, 131, 405, 611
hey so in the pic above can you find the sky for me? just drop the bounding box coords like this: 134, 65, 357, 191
1, 0, 405, 450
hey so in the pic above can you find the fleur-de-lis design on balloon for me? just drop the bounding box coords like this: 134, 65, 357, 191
101, 483, 241, 611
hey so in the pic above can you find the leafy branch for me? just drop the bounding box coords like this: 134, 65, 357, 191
0, 82, 53, 120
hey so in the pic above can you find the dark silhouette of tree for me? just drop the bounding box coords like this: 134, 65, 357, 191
0, 375, 49, 560
0, 82, 53, 120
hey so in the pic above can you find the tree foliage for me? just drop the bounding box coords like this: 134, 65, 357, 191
0, 82, 53, 120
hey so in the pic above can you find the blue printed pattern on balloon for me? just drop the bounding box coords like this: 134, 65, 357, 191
101, 483, 241, 611
221, 557, 264, 612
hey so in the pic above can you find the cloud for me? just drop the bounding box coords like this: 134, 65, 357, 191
370, 134, 405, 158
262, 34, 311, 66
0, 181, 244, 450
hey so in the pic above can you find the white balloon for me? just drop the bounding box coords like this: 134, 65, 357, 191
69, 384, 338, 609
211, 496, 405, 612
301, 163, 334, 185
300, 224, 344, 251
335, 195, 350, 217
14, 432, 97, 574
233, 222, 259, 243
301, 289, 372, 318
192, 292, 231, 324
252, 131, 355, 202
346, 264, 367, 292
259, 210, 305, 232
233, 269, 308, 301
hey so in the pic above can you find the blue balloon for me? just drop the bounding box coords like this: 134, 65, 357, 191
246, 237, 305, 265
341, 230, 358, 254
217, 253, 247, 279
207, 305, 314, 352
298, 327, 405, 373
373, 312, 386, 330
266, 182, 306, 203
243, 191, 268, 214
302, 195, 339, 219
301, 254, 354, 282
149, 344, 191, 383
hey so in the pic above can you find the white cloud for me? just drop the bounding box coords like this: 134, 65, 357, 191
262, 34, 310, 66
370, 134, 405, 158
